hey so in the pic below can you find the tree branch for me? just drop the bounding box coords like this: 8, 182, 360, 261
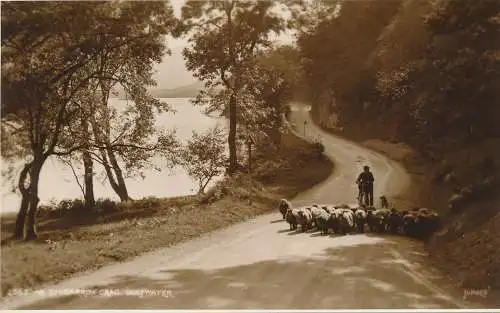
59, 157, 85, 197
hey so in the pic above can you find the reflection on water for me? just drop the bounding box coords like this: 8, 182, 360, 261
1, 98, 227, 213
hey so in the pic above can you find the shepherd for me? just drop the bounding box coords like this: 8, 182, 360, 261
356, 165, 375, 206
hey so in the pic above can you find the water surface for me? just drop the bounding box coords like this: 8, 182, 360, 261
1, 98, 226, 213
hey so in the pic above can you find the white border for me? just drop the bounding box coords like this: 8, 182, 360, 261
0, 309, 500, 313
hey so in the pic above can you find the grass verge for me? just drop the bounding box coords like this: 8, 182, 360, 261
0, 131, 333, 297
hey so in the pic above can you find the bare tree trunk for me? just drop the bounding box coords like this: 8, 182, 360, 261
228, 93, 238, 175
25, 159, 43, 241
14, 163, 31, 239
81, 116, 95, 209
100, 148, 120, 193
106, 147, 131, 201
90, 101, 130, 202
82, 150, 95, 208
99, 147, 130, 202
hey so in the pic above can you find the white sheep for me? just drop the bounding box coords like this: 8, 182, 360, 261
315, 210, 331, 235
353, 208, 368, 233
307, 206, 325, 228
321, 205, 335, 214
327, 210, 340, 234
337, 209, 355, 235
329, 208, 352, 235
297, 208, 313, 232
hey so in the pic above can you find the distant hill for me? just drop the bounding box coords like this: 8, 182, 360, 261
111, 81, 205, 99
148, 81, 204, 98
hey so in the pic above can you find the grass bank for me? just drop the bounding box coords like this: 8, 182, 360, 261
0, 131, 334, 297
315, 121, 500, 307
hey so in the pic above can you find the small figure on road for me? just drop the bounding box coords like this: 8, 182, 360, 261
356, 165, 375, 206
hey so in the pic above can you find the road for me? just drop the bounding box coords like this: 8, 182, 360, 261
1, 104, 470, 309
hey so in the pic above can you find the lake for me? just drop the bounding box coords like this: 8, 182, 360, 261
1, 98, 227, 214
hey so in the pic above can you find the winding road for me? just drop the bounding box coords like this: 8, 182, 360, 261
2, 104, 471, 309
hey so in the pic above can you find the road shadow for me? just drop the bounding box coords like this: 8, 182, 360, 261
286, 229, 304, 236
310, 232, 327, 237
269, 219, 285, 224
16, 241, 484, 310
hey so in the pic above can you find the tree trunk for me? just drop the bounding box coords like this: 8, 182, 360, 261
82, 150, 95, 208
228, 93, 238, 175
99, 147, 131, 202
100, 148, 119, 191
198, 181, 205, 195
92, 116, 126, 202
106, 147, 131, 201
94, 81, 130, 201
81, 116, 95, 209
25, 160, 43, 241
14, 163, 31, 239
247, 141, 252, 173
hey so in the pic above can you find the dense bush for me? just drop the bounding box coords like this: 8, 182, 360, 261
37, 198, 119, 219
311, 141, 325, 157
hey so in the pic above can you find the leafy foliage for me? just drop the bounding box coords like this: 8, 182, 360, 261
179, 126, 228, 194
375, 0, 500, 151
298, 0, 500, 190
1, 1, 177, 239
178, 0, 289, 174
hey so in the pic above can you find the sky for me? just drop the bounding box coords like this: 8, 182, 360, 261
151, 0, 194, 89
152, 0, 295, 90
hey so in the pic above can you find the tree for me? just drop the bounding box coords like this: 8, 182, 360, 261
287, 0, 343, 37
416, 0, 500, 146
1, 1, 176, 240
253, 46, 305, 147
296, 0, 403, 127
177, 0, 286, 175
180, 126, 228, 194
190, 55, 293, 168
377, 0, 500, 152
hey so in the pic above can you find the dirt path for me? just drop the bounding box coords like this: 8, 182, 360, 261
1, 104, 473, 309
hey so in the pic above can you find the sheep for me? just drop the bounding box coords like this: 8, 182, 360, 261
414, 208, 441, 239
426, 211, 441, 232
327, 211, 340, 234
387, 209, 405, 234
335, 204, 351, 210
278, 198, 293, 219
336, 209, 355, 235
297, 208, 313, 232
401, 208, 433, 239
365, 205, 377, 212
367, 209, 390, 233
378, 209, 391, 232
307, 206, 326, 228
321, 205, 335, 214
403, 211, 419, 237
365, 210, 378, 232
285, 208, 299, 230
353, 208, 368, 233
315, 210, 331, 235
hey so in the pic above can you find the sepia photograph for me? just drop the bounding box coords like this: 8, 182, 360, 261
1, 0, 499, 310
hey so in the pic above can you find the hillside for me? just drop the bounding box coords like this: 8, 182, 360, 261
299, 0, 500, 294
148, 81, 205, 98
112, 81, 204, 99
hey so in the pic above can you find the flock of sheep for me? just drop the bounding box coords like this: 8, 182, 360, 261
278, 198, 441, 240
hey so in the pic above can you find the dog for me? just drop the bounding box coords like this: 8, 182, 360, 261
380, 195, 389, 209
